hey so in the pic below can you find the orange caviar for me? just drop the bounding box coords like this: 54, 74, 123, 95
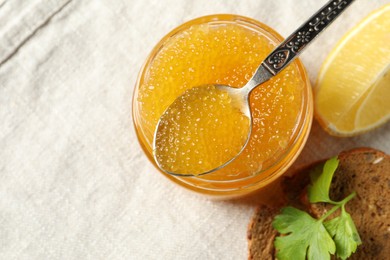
133, 15, 312, 196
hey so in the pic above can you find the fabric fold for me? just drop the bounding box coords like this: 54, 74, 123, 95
0, 0, 72, 66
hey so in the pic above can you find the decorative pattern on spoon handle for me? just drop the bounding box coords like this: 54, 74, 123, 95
262, 0, 355, 75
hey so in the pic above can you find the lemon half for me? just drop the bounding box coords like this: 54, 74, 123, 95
315, 4, 390, 136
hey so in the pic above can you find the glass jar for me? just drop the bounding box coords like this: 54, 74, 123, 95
133, 14, 313, 198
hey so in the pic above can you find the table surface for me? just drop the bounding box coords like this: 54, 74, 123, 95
1, 0, 389, 259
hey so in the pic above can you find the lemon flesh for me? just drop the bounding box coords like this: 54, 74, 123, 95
315, 4, 390, 136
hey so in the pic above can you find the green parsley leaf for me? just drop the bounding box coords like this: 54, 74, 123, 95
308, 157, 339, 203
273, 207, 336, 260
324, 206, 362, 260
273, 158, 362, 259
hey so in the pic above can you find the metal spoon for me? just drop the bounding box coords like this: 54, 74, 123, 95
153, 0, 355, 176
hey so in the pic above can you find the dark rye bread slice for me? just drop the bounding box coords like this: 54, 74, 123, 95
309, 148, 390, 259
247, 205, 279, 260
247, 174, 312, 259
247, 148, 390, 260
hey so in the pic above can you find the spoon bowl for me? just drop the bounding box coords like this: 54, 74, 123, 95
153, 84, 253, 176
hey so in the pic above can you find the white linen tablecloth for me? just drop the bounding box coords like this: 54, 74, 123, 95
1, 0, 389, 259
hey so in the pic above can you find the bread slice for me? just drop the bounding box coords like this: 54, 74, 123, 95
309, 148, 390, 259
247, 148, 389, 260
247, 205, 279, 260
247, 174, 313, 259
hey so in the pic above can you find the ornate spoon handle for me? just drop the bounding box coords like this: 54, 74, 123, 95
262, 0, 355, 76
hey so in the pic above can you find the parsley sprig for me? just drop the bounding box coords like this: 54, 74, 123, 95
272, 157, 362, 260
